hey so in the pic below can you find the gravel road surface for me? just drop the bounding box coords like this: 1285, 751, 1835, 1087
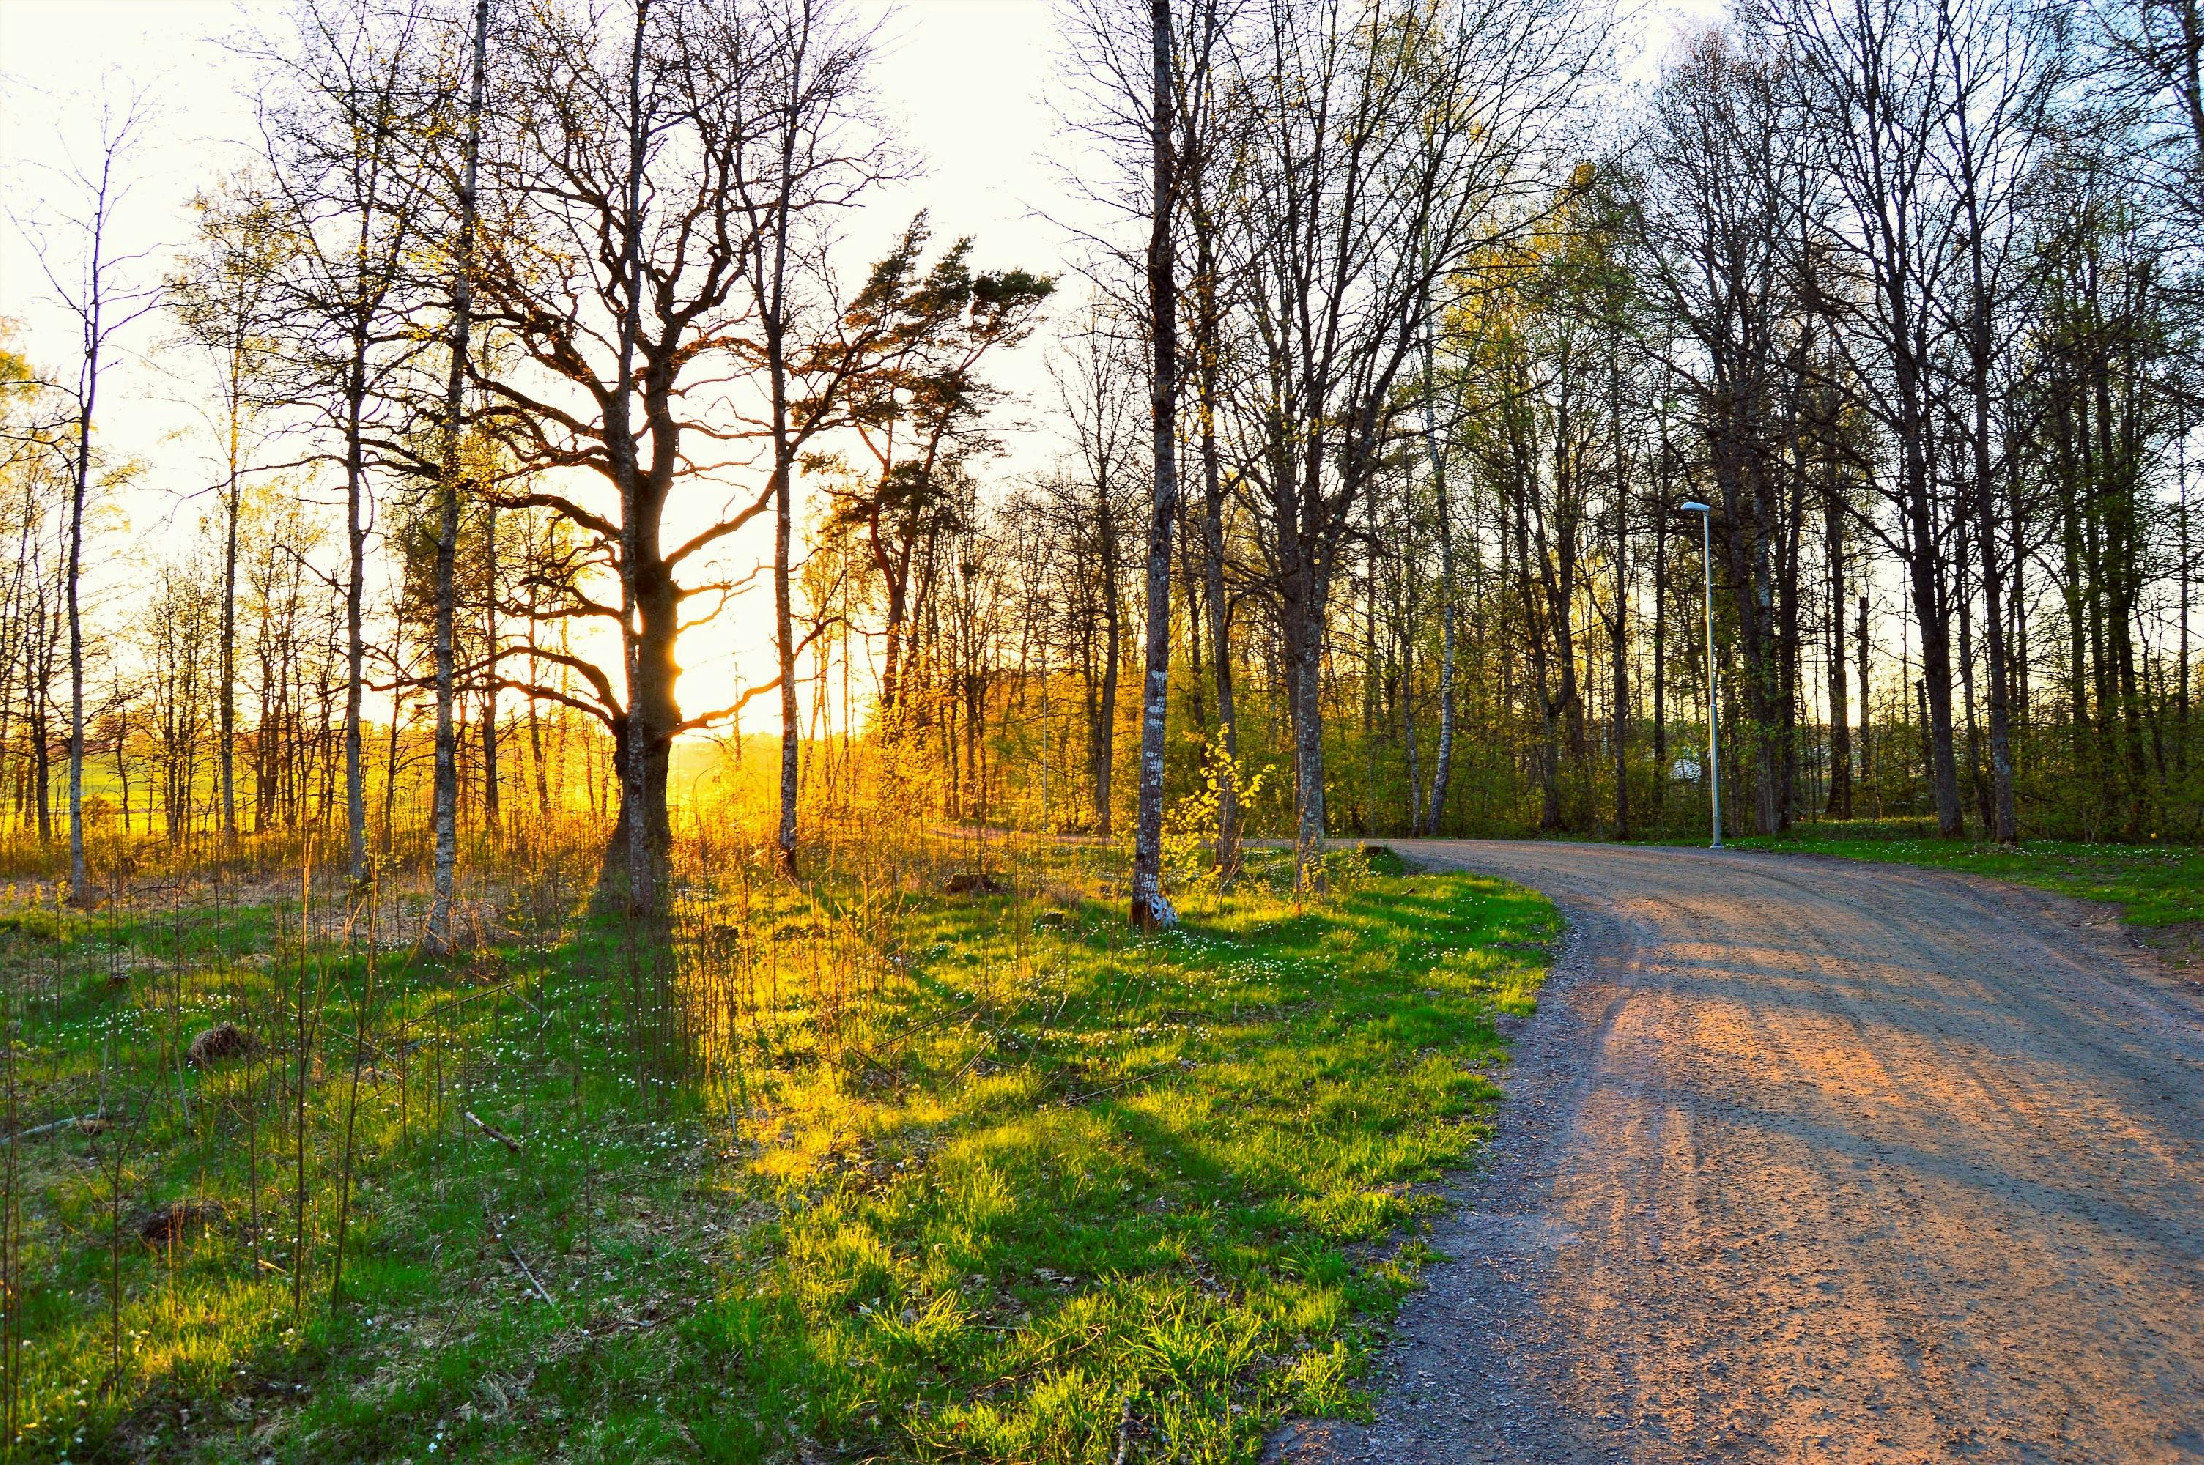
1273, 842, 2204, 1464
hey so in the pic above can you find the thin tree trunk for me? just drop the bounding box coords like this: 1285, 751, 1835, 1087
427, 0, 489, 950
220, 429, 239, 844
65, 237, 101, 903
1608, 341, 1628, 841
1197, 281, 1240, 871
480, 499, 500, 829
1129, 0, 1178, 928
1954, 120, 2018, 844
770, 84, 802, 876
1858, 590, 1873, 809
1825, 487, 1852, 819
1421, 302, 1455, 836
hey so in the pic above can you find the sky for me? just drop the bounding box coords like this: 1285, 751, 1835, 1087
0, 0, 1724, 732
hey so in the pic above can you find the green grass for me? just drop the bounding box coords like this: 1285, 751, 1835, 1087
1733, 825, 2204, 927
8, 844, 1556, 1463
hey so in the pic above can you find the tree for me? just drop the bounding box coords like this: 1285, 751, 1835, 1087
1628, 35, 1819, 835
171, 176, 289, 847
1129, 0, 1182, 927
820, 225, 1055, 733
426, 0, 492, 951
1935, 0, 2065, 844
470, 0, 886, 911
1758, 0, 1972, 837
254, 0, 442, 881
1224, 0, 1598, 884
15, 88, 157, 897
1041, 310, 1144, 836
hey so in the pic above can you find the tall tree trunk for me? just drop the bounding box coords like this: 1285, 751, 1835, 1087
344, 348, 369, 884
1608, 342, 1628, 841
1129, 0, 1178, 928
1897, 345, 1965, 835
1858, 593, 1874, 810
1825, 488, 1852, 818
609, 0, 656, 915
65, 239, 101, 902
1421, 305, 1456, 837
1197, 283, 1240, 871
220, 430, 239, 845
480, 499, 500, 829
1652, 436, 1668, 797
427, 0, 489, 950
1956, 136, 2019, 843
767, 18, 807, 876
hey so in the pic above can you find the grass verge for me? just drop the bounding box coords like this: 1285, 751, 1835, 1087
1732, 826, 2204, 928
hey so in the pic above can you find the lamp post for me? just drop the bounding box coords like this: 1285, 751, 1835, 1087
1681, 501, 1721, 848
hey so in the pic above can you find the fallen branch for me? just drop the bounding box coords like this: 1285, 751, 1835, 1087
499, 1233, 558, 1310
8, 1113, 105, 1140
464, 1110, 524, 1153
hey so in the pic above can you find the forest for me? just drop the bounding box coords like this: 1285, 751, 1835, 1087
1, 0, 2200, 1459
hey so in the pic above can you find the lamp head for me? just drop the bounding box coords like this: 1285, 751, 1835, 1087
1681, 501, 1711, 513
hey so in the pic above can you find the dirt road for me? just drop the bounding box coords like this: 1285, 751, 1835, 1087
1278, 842, 2204, 1464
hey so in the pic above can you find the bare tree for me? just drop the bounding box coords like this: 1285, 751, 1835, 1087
716, 0, 904, 872
427, 0, 493, 950
1934, 0, 2065, 843
1627, 34, 1820, 835
1225, 0, 1598, 882
1755, 0, 1972, 836
254, 0, 443, 881
14, 88, 157, 897
468, 0, 886, 911
1045, 309, 1146, 837
172, 176, 290, 847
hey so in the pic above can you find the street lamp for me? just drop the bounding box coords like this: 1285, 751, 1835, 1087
1681, 501, 1721, 849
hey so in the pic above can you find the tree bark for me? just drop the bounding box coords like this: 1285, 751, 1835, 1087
63, 165, 110, 901
1129, 0, 1178, 928
1421, 303, 1456, 837
1825, 486, 1852, 819
480, 498, 500, 829
427, 0, 489, 949
611, 0, 657, 914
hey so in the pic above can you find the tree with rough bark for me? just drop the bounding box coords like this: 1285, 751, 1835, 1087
466, 0, 890, 911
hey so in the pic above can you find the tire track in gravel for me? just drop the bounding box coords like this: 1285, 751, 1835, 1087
1268, 842, 2204, 1465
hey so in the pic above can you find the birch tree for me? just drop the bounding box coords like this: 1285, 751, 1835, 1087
15, 90, 157, 897
255, 0, 442, 881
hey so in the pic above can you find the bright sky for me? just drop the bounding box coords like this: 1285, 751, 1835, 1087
0, 0, 1722, 732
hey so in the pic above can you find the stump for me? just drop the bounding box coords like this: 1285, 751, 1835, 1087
186, 1022, 261, 1067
